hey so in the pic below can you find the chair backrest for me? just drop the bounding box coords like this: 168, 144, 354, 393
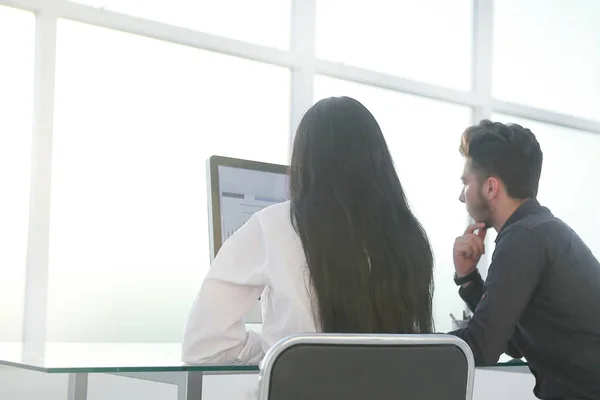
257, 333, 474, 400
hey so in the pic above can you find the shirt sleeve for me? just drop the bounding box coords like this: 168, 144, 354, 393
182, 214, 268, 364
505, 338, 523, 359
458, 270, 485, 312
450, 226, 545, 365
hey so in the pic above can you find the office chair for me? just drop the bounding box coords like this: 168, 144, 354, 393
257, 333, 475, 400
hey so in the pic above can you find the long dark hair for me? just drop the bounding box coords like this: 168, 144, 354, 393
290, 96, 434, 334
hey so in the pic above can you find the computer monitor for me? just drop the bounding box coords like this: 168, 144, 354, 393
207, 155, 290, 260
206, 155, 290, 323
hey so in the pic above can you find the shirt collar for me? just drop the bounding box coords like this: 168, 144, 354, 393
495, 198, 541, 242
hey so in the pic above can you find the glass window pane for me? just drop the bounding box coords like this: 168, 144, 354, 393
72, 0, 291, 50
490, 114, 600, 260
49, 20, 291, 341
316, 0, 473, 90
0, 6, 35, 341
314, 76, 472, 332
493, 0, 600, 120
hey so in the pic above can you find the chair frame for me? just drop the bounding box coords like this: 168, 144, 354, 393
257, 333, 475, 400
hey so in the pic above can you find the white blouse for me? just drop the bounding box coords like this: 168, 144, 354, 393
182, 201, 317, 364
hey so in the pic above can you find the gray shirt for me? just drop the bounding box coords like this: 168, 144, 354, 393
451, 199, 600, 400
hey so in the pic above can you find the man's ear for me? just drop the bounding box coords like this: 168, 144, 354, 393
484, 176, 501, 200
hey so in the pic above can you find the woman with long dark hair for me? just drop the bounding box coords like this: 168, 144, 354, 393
183, 96, 434, 364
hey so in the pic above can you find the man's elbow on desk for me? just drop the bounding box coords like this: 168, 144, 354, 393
473, 347, 504, 367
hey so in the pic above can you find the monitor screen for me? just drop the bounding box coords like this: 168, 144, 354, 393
217, 165, 289, 244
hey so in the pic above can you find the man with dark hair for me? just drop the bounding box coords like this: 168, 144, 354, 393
450, 120, 600, 399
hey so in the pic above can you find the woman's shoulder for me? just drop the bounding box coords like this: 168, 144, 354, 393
254, 200, 291, 226
251, 201, 300, 262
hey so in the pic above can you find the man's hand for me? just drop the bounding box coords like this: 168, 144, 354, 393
454, 222, 487, 278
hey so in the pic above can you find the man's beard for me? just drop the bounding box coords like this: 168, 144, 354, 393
472, 191, 492, 228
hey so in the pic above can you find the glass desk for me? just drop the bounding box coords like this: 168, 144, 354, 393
0, 342, 257, 400
0, 342, 528, 400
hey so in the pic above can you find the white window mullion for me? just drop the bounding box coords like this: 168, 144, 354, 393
492, 100, 600, 134
22, 9, 57, 353
289, 0, 316, 162
472, 0, 494, 125
470, 0, 495, 279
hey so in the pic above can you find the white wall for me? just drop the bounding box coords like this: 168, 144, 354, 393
0, 366, 536, 400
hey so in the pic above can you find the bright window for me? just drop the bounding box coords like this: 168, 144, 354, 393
0, 6, 35, 341
48, 20, 290, 341
493, 0, 600, 120
316, 0, 473, 90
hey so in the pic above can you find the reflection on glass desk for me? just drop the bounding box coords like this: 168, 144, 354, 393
0, 342, 528, 399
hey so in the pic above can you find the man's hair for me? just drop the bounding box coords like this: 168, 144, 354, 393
460, 120, 543, 199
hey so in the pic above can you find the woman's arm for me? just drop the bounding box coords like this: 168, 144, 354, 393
182, 214, 268, 364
